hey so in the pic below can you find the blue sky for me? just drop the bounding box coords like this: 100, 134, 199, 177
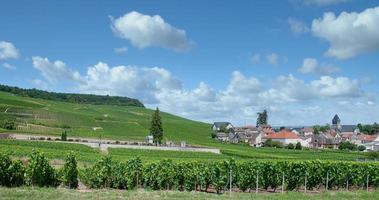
1, 0, 379, 126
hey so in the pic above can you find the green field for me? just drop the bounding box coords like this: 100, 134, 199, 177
0, 187, 377, 200
0, 91, 369, 162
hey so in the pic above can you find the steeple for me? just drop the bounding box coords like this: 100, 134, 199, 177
332, 114, 341, 125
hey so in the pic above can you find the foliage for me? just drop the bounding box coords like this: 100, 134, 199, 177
0, 84, 144, 107
358, 123, 379, 135
313, 124, 330, 134
263, 139, 284, 148
61, 130, 67, 141
80, 156, 113, 188
295, 142, 302, 150
150, 108, 163, 145
256, 110, 268, 126
365, 151, 379, 160
218, 125, 230, 133
287, 143, 295, 149
339, 141, 358, 151
358, 145, 366, 152
0, 153, 24, 187
60, 152, 78, 188
25, 150, 59, 187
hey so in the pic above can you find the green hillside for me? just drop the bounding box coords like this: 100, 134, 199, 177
0, 90, 367, 161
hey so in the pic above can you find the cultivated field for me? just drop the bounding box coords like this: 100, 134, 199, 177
0, 187, 377, 200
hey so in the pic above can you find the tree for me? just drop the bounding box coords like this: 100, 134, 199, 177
61, 130, 67, 141
295, 142, 302, 150
256, 110, 268, 126
150, 108, 163, 145
287, 143, 295, 149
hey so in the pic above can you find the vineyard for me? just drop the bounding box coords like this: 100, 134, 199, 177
1, 151, 378, 194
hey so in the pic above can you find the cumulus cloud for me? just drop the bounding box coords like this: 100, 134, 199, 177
32, 56, 82, 83
266, 53, 280, 66
78, 62, 182, 103
288, 18, 309, 34
298, 58, 339, 75
114, 47, 128, 54
111, 11, 192, 52
312, 6, 379, 59
2, 63, 15, 70
30, 57, 370, 125
0, 41, 20, 60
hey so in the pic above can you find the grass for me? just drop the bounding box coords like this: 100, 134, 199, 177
0, 91, 368, 162
0, 187, 377, 200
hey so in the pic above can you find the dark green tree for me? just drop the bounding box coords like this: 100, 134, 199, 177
256, 110, 268, 126
295, 142, 302, 150
150, 108, 163, 145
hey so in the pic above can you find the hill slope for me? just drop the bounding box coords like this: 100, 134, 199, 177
0, 90, 212, 144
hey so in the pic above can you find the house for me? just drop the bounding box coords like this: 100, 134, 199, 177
363, 141, 379, 151
212, 122, 233, 132
259, 125, 275, 137
310, 133, 339, 149
300, 127, 314, 136
265, 130, 304, 146
248, 132, 263, 147
215, 132, 229, 142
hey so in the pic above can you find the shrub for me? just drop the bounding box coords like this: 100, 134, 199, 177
339, 141, 357, 151
25, 150, 59, 187
358, 145, 366, 152
287, 143, 295, 149
61, 130, 67, 141
295, 142, 302, 150
0, 154, 25, 187
60, 152, 78, 189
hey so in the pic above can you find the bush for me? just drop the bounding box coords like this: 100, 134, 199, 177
295, 142, 302, 150
25, 150, 59, 187
0, 154, 25, 187
287, 143, 295, 149
60, 152, 78, 189
358, 145, 366, 152
61, 130, 67, 141
339, 141, 357, 151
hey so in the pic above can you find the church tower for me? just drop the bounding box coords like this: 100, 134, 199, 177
332, 114, 341, 130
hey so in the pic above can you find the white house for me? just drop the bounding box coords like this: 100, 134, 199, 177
265, 130, 307, 146
212, 122, 233, 132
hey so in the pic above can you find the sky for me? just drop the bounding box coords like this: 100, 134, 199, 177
1, 0, 379, 126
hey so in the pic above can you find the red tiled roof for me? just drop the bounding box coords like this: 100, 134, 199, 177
359, 134, 377, 142
266, 131, 300, 139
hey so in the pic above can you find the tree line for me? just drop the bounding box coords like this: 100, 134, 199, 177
0, 84, 144, 107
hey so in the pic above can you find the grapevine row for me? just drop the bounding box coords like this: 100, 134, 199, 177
1, 151, 378, 193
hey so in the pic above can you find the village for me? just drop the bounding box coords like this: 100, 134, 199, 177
212, 114, 379, 152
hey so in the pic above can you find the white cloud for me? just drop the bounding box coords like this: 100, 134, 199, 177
32, 56, 82, 83
295, 0, 349, 6
298, 58, 339, 75
310, 76, 362, 98
0, 41, 20, 60
111, 11, 192, 52
2, 63, 15, 70
30, 57, 371, 125
288, 18, 309, 34
78, 62, 182, 103
312, 6, 379, 59
114, 47, 128, 54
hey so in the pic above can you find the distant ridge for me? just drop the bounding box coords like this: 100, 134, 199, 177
0, 84, 144, 107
